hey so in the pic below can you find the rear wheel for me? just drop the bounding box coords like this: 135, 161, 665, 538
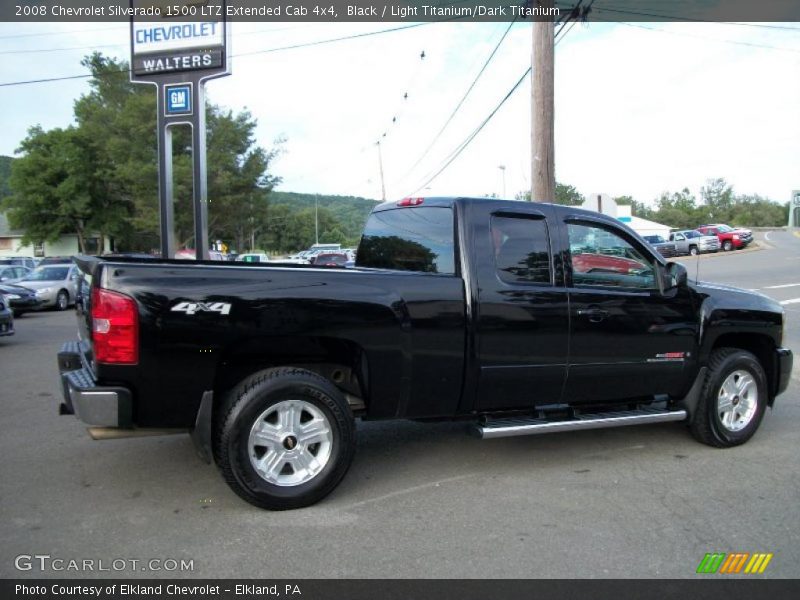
689, 246, 699, 256
722, 240, 733, 251
689, 348, 767, 447
214, 367, 356, 510
55, 290, 69, 311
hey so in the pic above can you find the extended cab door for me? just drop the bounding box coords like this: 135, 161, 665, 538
467, 201, 569, 410
561, 215, 698, 403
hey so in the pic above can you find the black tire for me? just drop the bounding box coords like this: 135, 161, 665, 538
689, 348, 767, 448
214, 367, 356, 510
55, 290, 69, 311
689, 246, 699, 256
722, 240, 733, 251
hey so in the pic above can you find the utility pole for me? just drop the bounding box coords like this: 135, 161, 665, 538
315, 194, 319, 245
498, 165, 506, 198
531, 15, 555, 203
376, 141, 387, 202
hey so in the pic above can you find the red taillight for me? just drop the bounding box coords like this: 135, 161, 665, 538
91, 287, 138, 365
397, 197, 424, 207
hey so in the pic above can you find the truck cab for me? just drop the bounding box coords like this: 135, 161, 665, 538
58, 197, 793, 510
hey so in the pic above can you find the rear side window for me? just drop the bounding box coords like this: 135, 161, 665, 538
492, 215, 552, 285
357, 207, 455, 274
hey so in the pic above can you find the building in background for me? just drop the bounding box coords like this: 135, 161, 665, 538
582, 193, 671, 239
0, 213, 111, 258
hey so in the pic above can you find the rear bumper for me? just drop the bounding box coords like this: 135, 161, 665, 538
698, 241, 720, 252
58, 342, 132, 427
775, 347, 793, 399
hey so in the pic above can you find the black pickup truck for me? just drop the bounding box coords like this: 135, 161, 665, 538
58, 197, 793, 510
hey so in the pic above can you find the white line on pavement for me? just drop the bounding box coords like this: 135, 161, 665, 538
765, 283, 800, 289
779, 298, 800, 305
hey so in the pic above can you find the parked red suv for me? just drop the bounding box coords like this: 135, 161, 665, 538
696, 224, 753, 251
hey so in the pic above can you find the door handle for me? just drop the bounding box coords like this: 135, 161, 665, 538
577, 307, 609, 322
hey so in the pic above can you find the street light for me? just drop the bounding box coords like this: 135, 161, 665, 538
498, 165, 506, 198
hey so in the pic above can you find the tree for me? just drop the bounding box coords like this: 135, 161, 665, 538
0, 156, 13, 200
4, 126, 129, 252
701, 178, 734, 214
516, 181, 584, 205
71, 52, 281, 252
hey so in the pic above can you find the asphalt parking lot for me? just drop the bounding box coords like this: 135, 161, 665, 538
1, 231, 798, 579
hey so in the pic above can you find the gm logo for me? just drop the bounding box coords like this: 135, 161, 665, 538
696, 552, 773, 574
165, 84, 192, 116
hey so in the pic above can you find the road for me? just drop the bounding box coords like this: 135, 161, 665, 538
1, 231, 798, 579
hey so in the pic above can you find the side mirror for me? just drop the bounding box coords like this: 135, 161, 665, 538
664, 262, 687, 291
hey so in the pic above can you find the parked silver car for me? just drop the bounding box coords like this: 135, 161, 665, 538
18, 264, 78, 310
669, 230, 720, 256
0, 265, 32, 284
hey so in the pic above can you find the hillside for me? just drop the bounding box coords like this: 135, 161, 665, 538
268, 191, 380, 241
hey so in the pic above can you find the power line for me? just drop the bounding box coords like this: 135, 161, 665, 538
402, 3, 591, 194
394, 19, 519, 187
590, 4, 800, 30
554, 0, 595, 46
0, 24, 311, 55
407, 67, 532, 196
0, 22, 440, 88
619, 22, 800, 54
0, 25, 126, 40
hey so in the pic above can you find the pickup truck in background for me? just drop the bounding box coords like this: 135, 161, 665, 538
58, 197, 793, 510
642, 234, 679, 258
669, 229, 721, 255
696, 224, 753, 251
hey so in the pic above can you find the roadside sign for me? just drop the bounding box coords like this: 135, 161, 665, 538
165, 83, 192, 116
129, 1, 229, 81
129, 0, 231, 261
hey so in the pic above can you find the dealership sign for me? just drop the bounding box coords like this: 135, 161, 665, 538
129, 0, 231, 261
129, 1, 229, 79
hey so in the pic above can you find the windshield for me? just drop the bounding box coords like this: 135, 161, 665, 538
685, 231, 702, 239
716, 225, 733, 232
27, 266, 69, 281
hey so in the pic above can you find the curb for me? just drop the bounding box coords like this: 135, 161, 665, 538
671, 242, 764, 261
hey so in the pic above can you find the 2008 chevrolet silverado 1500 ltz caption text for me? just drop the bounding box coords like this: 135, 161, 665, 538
58, 198, 793, 510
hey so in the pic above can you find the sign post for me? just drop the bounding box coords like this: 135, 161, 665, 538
790, 190, 800, 229
130, 1, 230, 260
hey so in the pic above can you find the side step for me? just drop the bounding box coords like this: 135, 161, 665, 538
474, 407, 687, 439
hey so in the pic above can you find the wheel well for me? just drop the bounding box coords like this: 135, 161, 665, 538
212, 337, 368, 413
711, 333, 776, 403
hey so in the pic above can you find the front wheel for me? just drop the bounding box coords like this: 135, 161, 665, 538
55, 290, 69, 311
214, 367, 356, 510
689, 246, 699, 256
689, 348, 767, 447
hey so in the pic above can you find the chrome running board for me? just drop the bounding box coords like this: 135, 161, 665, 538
474, 408, 687, 439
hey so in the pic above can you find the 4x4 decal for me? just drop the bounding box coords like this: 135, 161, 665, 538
171, 301, 231, 316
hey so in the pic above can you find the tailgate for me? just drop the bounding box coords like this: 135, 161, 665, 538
72, 255, 102, 366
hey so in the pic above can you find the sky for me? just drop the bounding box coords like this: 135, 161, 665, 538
0, 18, 799, 208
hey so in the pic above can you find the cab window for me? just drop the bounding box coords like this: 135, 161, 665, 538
491, 215, 552, 285
567, 222, 657, 290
